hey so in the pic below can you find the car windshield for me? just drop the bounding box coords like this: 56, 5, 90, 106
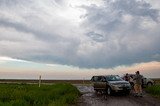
106, 75, 123, 81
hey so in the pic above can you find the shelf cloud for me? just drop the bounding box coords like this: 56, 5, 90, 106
0, 0, 160, 68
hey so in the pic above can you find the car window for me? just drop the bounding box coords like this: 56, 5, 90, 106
97, 76, 102, 81
106, 75, 123, 81
92, 76, 99, 82
92, 76, 104, 82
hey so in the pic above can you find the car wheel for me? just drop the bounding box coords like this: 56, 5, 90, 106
125, 90, 130, 95
147, 82, 153, 87
94, 89, 98, 93
107, 87, 112, 95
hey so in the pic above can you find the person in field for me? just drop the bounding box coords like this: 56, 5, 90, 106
133, 71, 143, 97
124, 73, 129, 81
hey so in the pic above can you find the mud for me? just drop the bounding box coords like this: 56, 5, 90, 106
76, 85, 160, 106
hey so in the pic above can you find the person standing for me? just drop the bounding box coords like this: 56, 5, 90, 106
133, 71, 143, 97
124, 73, 129, 81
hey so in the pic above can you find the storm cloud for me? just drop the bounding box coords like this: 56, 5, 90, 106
0, 0, 160, 68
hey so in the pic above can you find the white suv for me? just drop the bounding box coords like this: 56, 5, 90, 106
123, 74, 154, 87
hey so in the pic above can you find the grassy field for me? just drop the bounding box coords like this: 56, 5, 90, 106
145, 85, 160, 98
152, 78, 160, 85
0, 79, 91, 84
0, 83, 80, 106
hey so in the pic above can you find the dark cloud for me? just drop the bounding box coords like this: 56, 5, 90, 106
79, 0, 160, 68
0, 18, 60, 42
0, 0, 160, 68
86, 32, 105, 42
111, 0, 159, 22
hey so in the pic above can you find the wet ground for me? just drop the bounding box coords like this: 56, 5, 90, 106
75, 85, 160, 106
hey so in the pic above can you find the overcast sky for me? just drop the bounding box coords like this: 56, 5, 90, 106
0, 0, 160, 79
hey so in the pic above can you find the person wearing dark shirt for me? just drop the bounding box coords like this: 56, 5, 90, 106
124, 73, 129, 81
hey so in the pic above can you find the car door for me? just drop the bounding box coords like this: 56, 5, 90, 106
96, 76, 103, 90
92, 76, 99, 89
93, 76, 104, 90
99, 76, 107, 90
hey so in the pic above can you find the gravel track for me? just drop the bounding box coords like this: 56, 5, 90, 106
76, 85, 160, 106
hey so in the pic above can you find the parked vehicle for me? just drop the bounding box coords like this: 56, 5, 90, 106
91, 75, 131, 95
122, 74, 155, 87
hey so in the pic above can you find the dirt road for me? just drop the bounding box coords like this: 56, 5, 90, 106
76, 85, 160, 106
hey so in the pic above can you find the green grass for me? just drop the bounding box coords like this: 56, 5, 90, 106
145, 85, 160, 98
0, 83, 80, 106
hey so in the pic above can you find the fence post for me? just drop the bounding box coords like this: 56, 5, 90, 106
39, 75, 41, 87
83, 78, 85, 85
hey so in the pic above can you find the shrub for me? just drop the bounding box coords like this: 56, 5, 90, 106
145, 85, 160, 98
